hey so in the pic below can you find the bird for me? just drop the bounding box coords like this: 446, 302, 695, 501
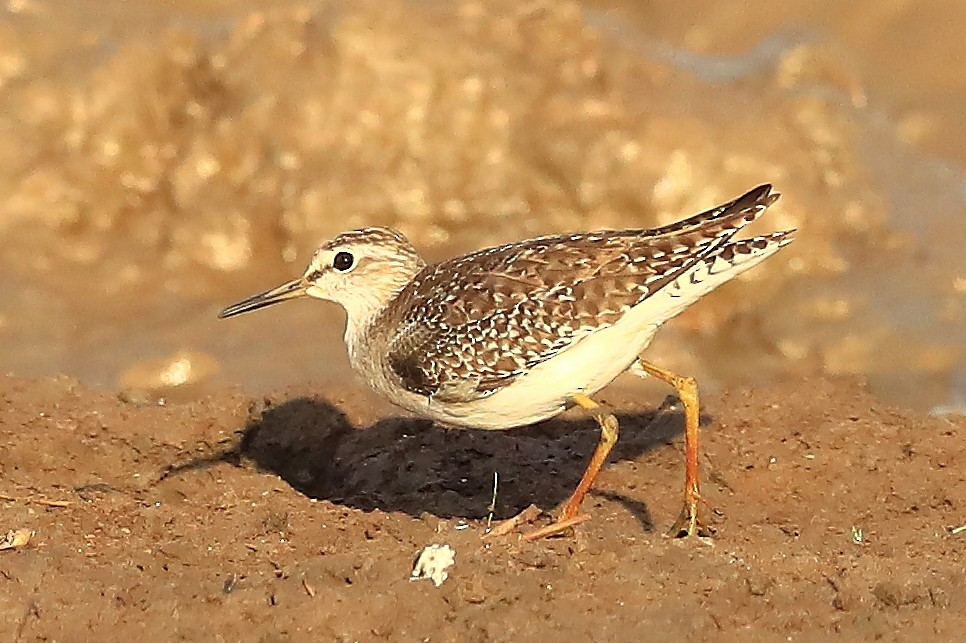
219, 184, 794, 540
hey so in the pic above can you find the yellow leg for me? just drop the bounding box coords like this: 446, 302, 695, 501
633, 360, 711, 537
523, 393, 618, 541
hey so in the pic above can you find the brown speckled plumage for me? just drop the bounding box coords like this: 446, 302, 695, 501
370, 184, 786, 402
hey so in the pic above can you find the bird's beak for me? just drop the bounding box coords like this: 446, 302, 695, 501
218, 278, 308, 319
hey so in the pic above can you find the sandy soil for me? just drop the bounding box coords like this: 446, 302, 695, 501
0, 374, 962, 641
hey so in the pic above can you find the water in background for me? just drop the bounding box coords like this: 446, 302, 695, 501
0, 0, 963, 413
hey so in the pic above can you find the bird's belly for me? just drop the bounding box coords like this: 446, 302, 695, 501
378, 276, 716, 430
429, 315, 664, 430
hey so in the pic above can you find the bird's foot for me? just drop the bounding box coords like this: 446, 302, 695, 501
484, 503, 591, 541
521, 513, 591, 542
482, 504, 541, 539
669, 490, 714, 538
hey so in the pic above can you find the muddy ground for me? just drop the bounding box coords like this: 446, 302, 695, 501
0, 375, 962, 640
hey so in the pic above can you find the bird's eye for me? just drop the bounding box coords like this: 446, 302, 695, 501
333, 251, 355, 272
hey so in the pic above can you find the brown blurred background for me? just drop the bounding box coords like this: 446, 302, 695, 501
0, 0, 963, 413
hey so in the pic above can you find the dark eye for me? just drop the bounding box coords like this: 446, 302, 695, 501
333, 251, 354, 272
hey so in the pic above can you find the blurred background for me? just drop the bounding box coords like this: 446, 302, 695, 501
0, 0, 963, 413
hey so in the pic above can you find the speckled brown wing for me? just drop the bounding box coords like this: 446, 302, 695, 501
380, 185, 778, 401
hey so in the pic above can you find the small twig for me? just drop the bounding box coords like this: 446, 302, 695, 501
0, 493, 70, 508
484, 472, 499, 532
32, 498, 70, 508
483, 504, 541, 539
301, 578, 316, 597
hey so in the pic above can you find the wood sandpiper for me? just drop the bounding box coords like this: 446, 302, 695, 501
220, 184, 794, 540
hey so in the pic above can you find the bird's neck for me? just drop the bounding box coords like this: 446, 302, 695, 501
343, 299, 386, 356
342, 280, 411, 370
342, 261, 426, 380
343, 297, 403, 398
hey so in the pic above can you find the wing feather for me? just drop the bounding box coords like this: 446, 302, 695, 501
380, 185, 782, 401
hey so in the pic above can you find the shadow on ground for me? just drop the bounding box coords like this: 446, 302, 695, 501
184, 394, 712, 528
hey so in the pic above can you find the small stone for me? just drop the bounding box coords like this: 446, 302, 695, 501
411, 544, 455, 588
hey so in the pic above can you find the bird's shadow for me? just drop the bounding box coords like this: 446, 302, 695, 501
166, 393, 714, 532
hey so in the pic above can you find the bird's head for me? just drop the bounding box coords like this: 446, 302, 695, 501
219, 227, 426, 326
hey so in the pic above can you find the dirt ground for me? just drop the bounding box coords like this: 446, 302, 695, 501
0, 374, 963, 641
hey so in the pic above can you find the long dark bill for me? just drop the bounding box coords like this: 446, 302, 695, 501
218, 278, 307, 319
